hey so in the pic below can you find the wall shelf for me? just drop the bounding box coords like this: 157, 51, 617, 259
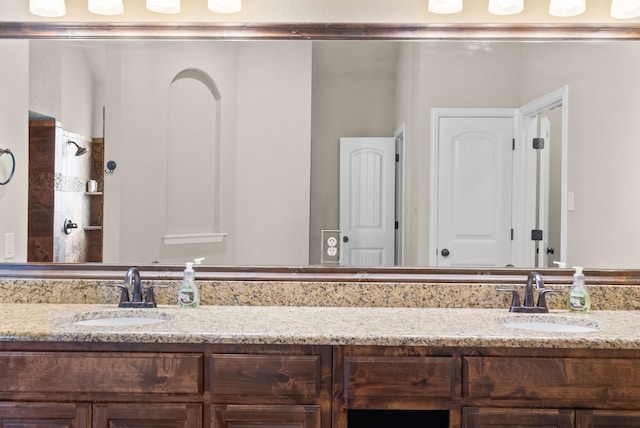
162, 232, 227, 245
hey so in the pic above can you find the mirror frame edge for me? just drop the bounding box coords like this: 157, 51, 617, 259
5, 21, 640, 283
2, 263, 640, 286
2, 22, 640, 40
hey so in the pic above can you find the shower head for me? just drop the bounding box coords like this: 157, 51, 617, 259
67, 140, 88, 157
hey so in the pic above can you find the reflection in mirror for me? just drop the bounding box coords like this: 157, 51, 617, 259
0, 148, 16, 185
20, 39, 640, 269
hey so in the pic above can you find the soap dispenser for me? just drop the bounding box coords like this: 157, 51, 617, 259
568, 266, 590, 313
178, 262, 200, 308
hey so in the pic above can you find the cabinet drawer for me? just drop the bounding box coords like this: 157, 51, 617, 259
210, 354, 321, 398
463, 407, 574, 428
212, 405, 321, 428
465, 356, 640, 401
344, 356, 456, 398
0, 352, 203, 394
577, 410, 640, 428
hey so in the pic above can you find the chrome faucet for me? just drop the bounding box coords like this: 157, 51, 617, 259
111, 267, 167, 308
498, 271, 558, 313
124, 267, 143, 303
523, 271, 544, 307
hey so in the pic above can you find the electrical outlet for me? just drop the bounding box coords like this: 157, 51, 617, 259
321, 230, 341, 265
5, 232, 15, 259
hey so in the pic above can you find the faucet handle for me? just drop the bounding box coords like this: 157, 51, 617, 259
144, 284, 171, 307
537, 289, 561, 309
108, 283, 130, 305
497, 288, 521, 309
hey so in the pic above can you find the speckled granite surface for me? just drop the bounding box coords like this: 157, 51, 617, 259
1, 278, 639, 349
1, 278, 639, 310
0, 304, 637, 349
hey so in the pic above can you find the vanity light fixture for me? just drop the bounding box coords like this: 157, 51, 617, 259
88, 0, 123, 15
208, 0, 242, 13
611, 0, 640, 18
488, 0, 524, 15
146, 0, 181, 14
29, 0, 66, 17
549, 0, 586, 16
428, 0, 462, 14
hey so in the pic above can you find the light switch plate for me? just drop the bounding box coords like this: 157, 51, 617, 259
568, 191, 575, 211
4, 232, 14, 259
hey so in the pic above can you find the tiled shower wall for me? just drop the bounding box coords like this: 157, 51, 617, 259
28, 120, 103, 262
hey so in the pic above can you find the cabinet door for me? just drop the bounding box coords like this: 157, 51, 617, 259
94, 403, 202, 428
578, 410, 640, 427
213, 405, 320, 428
0, 402, 91, 428
463, 407, 574, 428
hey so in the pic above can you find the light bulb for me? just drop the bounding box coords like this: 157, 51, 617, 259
208, 0, 242, 13
611, 0, 640, 18
549, 0, 586, 17
488, 0, 524, 15
146, 0, 181, 14
428, 0, 462, 14
88, 0, 123, 15
29, 0, 66, 17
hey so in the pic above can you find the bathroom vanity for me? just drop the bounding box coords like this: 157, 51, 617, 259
1, 303, 640, 428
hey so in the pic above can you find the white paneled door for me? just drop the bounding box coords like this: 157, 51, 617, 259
339, 137, 396, 266
434, 115, 514, 267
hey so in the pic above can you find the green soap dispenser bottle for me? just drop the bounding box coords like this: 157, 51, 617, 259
568, 266, 590, 313
178, 262, 200, 308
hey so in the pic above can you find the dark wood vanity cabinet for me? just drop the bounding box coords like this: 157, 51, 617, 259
462, 408, 640, 428
0, 401, 201, 428
209, 351, 330, 428
462, 355, 640, 428
332, 346, 640, 428
3, 343, 640, 428
0, 344, 330, 428
332, 346, 462, 428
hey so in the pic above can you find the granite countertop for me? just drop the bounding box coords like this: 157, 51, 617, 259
1, 303, 639, 349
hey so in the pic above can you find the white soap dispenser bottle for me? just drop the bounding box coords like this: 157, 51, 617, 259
178, 262, 200, 308
568, 266, 590, 313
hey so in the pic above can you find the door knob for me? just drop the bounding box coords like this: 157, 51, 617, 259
441, 248, 450, 257
343, 236, 349, 243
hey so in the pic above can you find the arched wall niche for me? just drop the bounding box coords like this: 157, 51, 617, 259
163, 68, 224, 251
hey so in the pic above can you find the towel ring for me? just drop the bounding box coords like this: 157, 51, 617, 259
0, 148, 16, 186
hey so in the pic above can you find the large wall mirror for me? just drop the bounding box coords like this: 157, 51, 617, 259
2, 22, 640, 275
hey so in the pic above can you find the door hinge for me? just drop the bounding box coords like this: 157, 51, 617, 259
531, 229, 544, 241
395, 221, 399, 230
533, 137, 545, 149
395, 153, 400, 162
511, 228, 514, 240
512, 138, 515, 150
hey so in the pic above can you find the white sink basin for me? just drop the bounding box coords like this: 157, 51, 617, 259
498, 314, 600, 333
70, 310, 172, 327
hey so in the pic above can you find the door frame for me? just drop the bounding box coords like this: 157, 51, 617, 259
516, 86, 569, 267
394, 124, 406, 266
429, 87, 568, 267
